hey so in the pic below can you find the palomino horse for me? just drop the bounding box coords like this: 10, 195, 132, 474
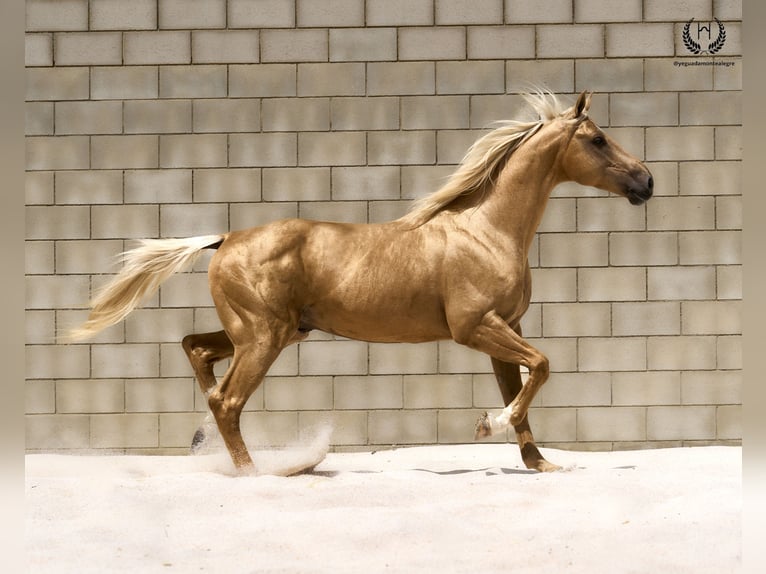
70, 91, 653, 473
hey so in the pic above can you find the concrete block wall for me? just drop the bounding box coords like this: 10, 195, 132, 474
25, 0, 741, 455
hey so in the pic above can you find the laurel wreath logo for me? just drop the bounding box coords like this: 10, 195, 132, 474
683, 18, 726, 55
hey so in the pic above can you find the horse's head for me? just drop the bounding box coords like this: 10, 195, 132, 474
559, 92, 653, 205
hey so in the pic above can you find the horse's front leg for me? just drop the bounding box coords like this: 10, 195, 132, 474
456, 311, 560, 471
480, 355, 561, 472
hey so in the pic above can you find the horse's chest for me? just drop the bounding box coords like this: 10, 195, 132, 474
494, 284, 530, 325
484, 267, 532, 325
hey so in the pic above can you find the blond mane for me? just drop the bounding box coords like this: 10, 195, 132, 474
400, 91, 575, 227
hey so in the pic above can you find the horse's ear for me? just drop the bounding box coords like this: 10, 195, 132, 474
574, 91, 592, 117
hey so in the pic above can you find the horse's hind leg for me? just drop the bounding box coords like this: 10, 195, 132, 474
480, 356, 561, 473
208, 340, 282, 471
191, 321, 308, 462
181, 330, 234, 451
182, 330, 234, 395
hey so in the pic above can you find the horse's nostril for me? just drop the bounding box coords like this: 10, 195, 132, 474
647, 176, 654, 190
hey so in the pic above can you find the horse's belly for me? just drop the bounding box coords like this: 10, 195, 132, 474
301, 297, 451, 343
293, 219, 455, 342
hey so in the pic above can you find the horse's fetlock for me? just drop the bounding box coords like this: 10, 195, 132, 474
509, 406, 524, 427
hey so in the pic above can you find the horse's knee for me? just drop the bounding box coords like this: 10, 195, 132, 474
530, 354, 549, 381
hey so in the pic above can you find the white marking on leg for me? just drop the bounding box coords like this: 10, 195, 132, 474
491, 400, 521, 432
493, 409, 512, 432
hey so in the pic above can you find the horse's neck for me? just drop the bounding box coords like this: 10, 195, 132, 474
477, 134, 567, 253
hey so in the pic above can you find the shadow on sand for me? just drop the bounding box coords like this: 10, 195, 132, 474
308, 466, 538, 478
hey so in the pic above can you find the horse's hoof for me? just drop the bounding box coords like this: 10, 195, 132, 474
532, 459, 562, 473
474, 412, 494, 440
190, 426, 206, 454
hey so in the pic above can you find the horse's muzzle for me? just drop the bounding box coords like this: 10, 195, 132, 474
626, 174, 653, 205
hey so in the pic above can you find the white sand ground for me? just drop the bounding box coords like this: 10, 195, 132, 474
26, 443, 741, 573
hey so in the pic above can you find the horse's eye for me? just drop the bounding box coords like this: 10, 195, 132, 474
592, 136, 606, 147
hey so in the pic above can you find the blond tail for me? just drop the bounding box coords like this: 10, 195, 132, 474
65, 235, 225, 342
